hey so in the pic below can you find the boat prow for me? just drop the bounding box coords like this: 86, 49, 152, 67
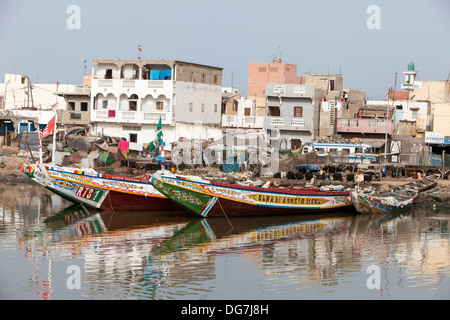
21, 163, 177, 211
350, 174, 440, 214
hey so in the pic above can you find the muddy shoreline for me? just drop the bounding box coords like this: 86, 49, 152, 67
0, 155, 33, 183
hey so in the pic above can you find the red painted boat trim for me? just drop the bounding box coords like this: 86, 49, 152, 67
99, 190, 178, 211
209, 180, 349, 196
203, 197, 350, 217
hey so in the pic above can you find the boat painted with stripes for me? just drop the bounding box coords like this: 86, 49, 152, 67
21, 163, 177, 211
149, 170, 353, 218
350, 188, 415, 214
350, 174, 440, 214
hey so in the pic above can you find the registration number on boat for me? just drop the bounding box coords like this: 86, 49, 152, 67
75, 186, 103, 202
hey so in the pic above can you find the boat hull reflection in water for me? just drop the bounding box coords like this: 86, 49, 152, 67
1, 183, 450, 300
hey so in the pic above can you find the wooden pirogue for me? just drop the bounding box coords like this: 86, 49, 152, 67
21, 163, 177, 211
150, 170, 353, 218
351, 173, 441, 214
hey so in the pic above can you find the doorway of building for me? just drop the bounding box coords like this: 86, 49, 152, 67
291, 139, 302, 150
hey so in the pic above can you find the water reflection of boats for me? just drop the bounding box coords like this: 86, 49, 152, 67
349, 209, 412, 236
44, 204, 103, 232
18, 204, 192, 300
23, 204, 191, 248
21, 204, 107, 245
151, 211, 355, 256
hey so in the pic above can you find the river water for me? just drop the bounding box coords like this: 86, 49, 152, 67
0, 183, 449, 301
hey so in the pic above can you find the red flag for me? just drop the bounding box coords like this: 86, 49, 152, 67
39, 115, 56, 146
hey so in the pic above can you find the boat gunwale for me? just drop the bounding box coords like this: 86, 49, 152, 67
25, 164, 166, 198
44, 165, 151, 184
208, 179, 350, 196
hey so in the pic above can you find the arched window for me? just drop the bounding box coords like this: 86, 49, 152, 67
129, 94, 138, 111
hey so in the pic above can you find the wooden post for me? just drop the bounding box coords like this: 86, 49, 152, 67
24, 133, 36, 164
379, 150, 383, 181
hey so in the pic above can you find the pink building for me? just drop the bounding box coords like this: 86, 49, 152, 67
247, 59, 303, 113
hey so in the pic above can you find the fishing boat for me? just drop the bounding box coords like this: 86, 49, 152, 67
21, 163, 177, 211
351, 173, 441, 214
350, 188, 415, 214
149, 170, 353, 218
396, 173, 441, 193
20, 110, 178, 211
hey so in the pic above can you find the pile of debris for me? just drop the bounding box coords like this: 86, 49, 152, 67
39, 134, 167, 174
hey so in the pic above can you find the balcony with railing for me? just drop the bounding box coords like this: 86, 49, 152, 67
92, 78, 175, 92
221, 115, 264, 128
337, 118, 394, 135
91, 108, 170, 125
263, 116, 310, 131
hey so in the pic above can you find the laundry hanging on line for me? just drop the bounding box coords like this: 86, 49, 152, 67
149, 69, 172, 80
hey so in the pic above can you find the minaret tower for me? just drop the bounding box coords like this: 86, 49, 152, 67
401, 60, 418, 90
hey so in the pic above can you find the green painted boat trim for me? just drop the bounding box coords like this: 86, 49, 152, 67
44, 186, 84, 205
151, 220, 211, 255
150, 176, 216, 217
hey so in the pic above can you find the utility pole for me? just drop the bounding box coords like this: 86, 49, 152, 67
137, 45, 142, 60
3, 80, 8, 110
28, 77, 34, 108
385, 70, 398, 161
231, 70, 233, 93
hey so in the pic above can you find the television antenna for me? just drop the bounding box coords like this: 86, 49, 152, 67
137, 45, 142, 59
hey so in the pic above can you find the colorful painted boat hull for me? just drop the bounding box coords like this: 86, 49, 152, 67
350, 190, 414, 214
21, 163, 177, 211
150, 171, 352, 218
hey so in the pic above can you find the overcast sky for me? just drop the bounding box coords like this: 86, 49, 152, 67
0, 0, 449, 99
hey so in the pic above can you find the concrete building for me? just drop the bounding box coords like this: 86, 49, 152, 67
396, 61, 450, 134
57, 85, 91, 132
305, 73, 343, 93
0, 73, 71, 112
264, 83, 315, 150
391, 100, 430, 133
221, 97, 264, 129
411, 80, 450, 105
90, 59, 223, 148
0, 73, 80, 138
410, 80, 450, 134
433, 101, 450, 136
247, 58, 304, 115
306, 74, 343, 139
305, 74, 367, 139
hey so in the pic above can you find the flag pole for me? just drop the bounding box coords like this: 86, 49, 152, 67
52, 82, 59, 165
38, 129, 43, 164
52, 110, 57, 164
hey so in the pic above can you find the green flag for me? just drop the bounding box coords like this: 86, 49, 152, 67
157, 116, 162, 130
149, 116, 163, 153
157, 130, 163, 142
149, 141, 156, 152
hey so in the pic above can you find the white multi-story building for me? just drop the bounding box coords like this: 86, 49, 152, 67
0, 73, 80, 132
221, 84, 316, 150
90, 59, 224, 148
221, 97, 265, 129
366, 100, 430, 132
0, 73, 71, 111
